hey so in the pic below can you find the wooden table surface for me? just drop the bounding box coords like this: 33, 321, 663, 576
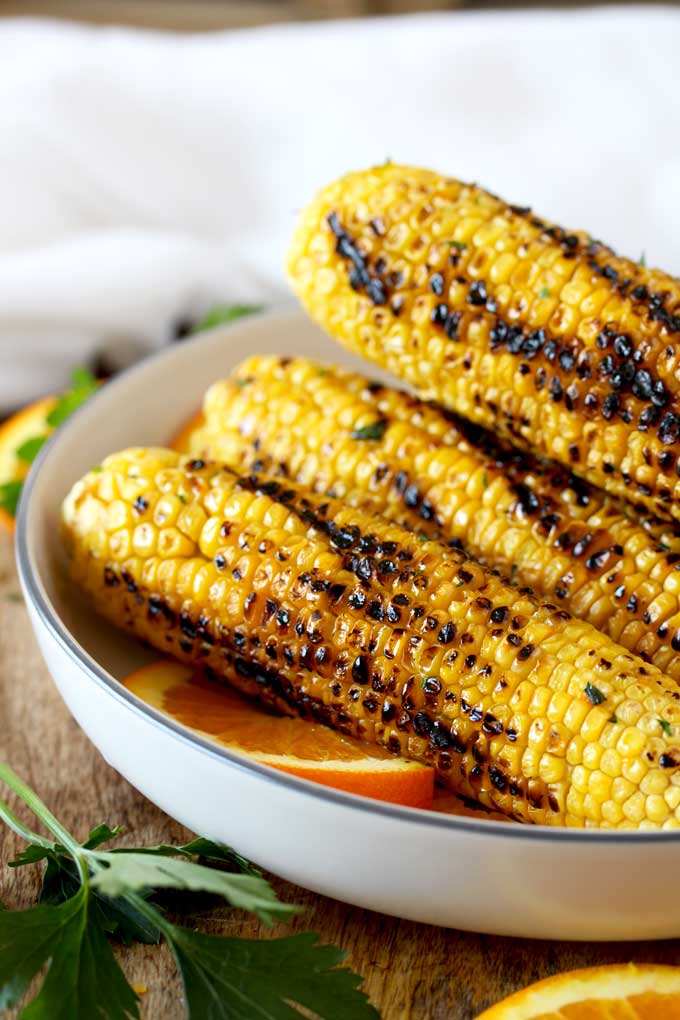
0, 531, 678, 1020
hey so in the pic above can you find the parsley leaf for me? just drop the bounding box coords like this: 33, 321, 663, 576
584, 682, 606, 706
15, 436, 47, 465
191, 305, 263, 335
538, 286, 550, 299
167, 929, 379, 1020
659, 718, 672, 737
46, 368, 98, 428
0, 481, 22, 517
350, 420, 387, 442
91, 853, 294, 926
123, 837, 262, 877
0, 887, 140, 1019
639, 252, 647, 267
83, 823, 123, 850
446, 240, 467, 251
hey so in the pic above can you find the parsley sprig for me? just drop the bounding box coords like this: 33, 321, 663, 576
190, 304, 263, 335
45, 367, 99, 428
0, 763, 378, 1019
0, 368, 98, 520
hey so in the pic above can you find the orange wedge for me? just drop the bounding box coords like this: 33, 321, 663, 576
476, 963, 680, 1019
0, 395, 55, 534
124, 660, 434, 808
169, 410, 205, 454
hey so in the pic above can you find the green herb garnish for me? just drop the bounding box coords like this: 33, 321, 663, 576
639, 252, 647, 267
0, 763, 378, 1020
46, 367, 98, 427
191, 304, 263, 335
609, 713, 618, 724
15, 435, 47, 465
538, 286, 550, 299
658, 718, 672, 737
446, 241, 467, 251
350, 420, 387, 442
584, 682, 606, 706
177, 493, 187, 504
417, 530, 429, 542
482, 471, 489, 489
0, 481, 22, 517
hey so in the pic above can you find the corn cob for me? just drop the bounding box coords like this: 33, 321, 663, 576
63, 447, 680, 828
286, 164, 680, 525
185, 354, 680, 681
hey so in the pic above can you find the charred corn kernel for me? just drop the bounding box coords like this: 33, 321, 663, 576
63, 448, 680, 829
286, 164, 680, 526
191, 356, 680, 681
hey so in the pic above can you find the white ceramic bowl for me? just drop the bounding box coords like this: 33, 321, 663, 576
16, 308, 680, 941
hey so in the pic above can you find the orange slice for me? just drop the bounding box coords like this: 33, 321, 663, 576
476, 963, 680, 1019
169, 410, 205, 454
0, 395, 56, 534
124, 661, 435, 809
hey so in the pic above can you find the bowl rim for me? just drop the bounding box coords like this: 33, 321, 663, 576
15, 307, 680, 846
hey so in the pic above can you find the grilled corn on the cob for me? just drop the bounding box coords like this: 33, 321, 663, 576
185, 354, 680, 682
286, 164, 680, 524
63, 447, 680, 828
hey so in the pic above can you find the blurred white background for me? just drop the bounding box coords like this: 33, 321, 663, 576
0, 4, 678, 407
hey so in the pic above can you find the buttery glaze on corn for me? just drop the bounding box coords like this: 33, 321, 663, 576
286, 164, 680, 525
187, 355, 680, 682
63, 448, 680, 828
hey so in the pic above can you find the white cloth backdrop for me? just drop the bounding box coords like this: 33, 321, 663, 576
0, 6, 679, 408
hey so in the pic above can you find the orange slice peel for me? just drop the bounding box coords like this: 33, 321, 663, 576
124, 661, 435, 809
476, 963, 680, 1019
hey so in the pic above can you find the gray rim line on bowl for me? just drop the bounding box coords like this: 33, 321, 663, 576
14, 309, 680, 845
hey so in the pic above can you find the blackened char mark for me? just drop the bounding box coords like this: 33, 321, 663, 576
328, 212, 390, 307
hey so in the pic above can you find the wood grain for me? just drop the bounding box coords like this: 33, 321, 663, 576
0, 530, 678, 1020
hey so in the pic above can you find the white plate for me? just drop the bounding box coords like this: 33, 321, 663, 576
16, 307, 680, 941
